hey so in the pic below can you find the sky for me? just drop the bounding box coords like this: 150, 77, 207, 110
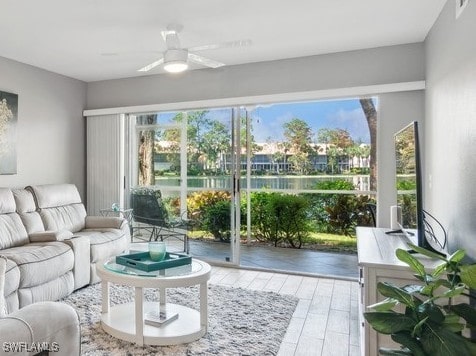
158, 97, 374, 144
251, 98, 371, 143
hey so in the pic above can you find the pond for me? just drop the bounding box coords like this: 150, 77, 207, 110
155, 175, 371, 191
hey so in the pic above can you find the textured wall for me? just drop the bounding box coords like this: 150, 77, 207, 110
0, 56, 87, 196
425, 0, 476, 259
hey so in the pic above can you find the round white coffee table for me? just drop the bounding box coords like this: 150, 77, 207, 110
96, 257, 211, 346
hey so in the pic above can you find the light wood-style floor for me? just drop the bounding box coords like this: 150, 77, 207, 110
209, 265, 360, 356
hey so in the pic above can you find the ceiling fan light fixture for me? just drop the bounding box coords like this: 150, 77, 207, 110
163, 49, 188, 73
163, 61, 188, 73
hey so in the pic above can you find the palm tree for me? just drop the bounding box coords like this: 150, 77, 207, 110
359, 98, 377, 191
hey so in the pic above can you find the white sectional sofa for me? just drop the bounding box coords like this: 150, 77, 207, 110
0, 183, 130, 313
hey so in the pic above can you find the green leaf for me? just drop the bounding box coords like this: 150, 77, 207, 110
449, 303, 476, 326
412, 316, 429, 337
396, 249, 426, 277
391, 331, 426, 356
420, 322, 475, 356
363, 312, 415, 334
433, 262, 449, 278
368, 298, 398, 312
379, 347, 413, 355
377, 282, 415, 307
459, 264, 476, 289
417, 303, 445, 324
440, 284, 465, 298
448, 249, 466, 263
402, 284, 424, 295
407, 243, 447, 261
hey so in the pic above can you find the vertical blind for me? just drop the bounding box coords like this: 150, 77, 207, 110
86, 114, 124, 215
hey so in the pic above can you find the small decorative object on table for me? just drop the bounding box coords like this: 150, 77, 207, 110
144, 308, 179, 327
149, 241, 166, 261
116, 251, 191, 272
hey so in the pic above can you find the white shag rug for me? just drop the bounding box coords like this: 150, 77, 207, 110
60, 283, 298, 356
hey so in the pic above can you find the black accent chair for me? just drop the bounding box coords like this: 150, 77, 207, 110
366, 203, 377, 227
130, 188, 189, 253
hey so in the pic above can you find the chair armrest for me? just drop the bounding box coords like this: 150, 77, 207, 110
85, 216, 126, 229
29, 230, 74, 242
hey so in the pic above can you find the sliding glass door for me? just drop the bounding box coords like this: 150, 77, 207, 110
128, 108, 243, 264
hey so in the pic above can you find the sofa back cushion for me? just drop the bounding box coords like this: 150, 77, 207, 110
0, 256, 7, 316
13, 188, 45, 234
0, 188, 29, 249
27, 184, 87, 233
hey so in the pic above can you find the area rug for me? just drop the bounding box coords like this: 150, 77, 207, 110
61, 283, 298, 356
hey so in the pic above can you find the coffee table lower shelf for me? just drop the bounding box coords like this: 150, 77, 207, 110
101, 302, 205, 346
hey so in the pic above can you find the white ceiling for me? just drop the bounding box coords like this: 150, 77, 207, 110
0, 0, 446, 83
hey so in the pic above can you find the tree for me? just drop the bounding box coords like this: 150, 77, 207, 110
137, 114, 157, 186
202, 121, 230, 172
359, 98, 377, 191
317, 128, 354, 174
170, 110, 211, 172
283, 118, 313, 174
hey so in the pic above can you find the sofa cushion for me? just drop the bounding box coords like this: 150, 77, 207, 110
0, 214, 30, 249
0, 257, 19, 314
39, 205, 87, 232
0, 256, 6, 316
0, 188, 16, 214
76, 229, 129, 263
13, 188, 45, 234
2, 258, 20, 301
28, 184, 82, 208
1, 243, 74, 288
18, 273, 74, 307
27, 184, 87, 232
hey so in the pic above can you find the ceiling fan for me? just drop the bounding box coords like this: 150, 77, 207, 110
137, 24, 251, 74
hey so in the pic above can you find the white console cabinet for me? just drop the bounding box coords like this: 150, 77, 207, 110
356, 227, 441, 356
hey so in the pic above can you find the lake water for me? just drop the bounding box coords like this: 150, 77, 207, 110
155, 175, 371, 192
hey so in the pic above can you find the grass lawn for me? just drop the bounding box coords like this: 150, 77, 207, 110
188, 230, 357, 254
304, 232, 357, 254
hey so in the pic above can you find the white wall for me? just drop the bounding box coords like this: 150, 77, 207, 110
87, 43, 424, 109
0, 56, 87, 196
425, 0, 476, 259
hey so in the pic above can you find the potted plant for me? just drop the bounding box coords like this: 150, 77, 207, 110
364, 243, 476, 355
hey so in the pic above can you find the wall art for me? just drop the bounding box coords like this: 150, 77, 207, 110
0, 90, 18, 174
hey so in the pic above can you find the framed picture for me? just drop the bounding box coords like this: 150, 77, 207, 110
0, 90, 18, 174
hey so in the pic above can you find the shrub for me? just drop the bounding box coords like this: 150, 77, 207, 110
202, 200, 232, 242
188, 191, 245, 242
249, 192, 279, 243
267, 194, 311, 248
187, 191, 231, 219
305, 179, 375, 236
250, 192, 311, 248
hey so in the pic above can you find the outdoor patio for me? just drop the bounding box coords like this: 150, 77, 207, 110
132, 233, 359, 281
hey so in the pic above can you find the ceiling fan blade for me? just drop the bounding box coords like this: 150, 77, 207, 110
137, 58, 164, 72
188, 53, 225, 69
189, 39, 252, 52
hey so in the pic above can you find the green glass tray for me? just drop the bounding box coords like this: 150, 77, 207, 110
115, 251, 191, 272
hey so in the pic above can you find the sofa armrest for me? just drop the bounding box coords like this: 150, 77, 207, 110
85, 216, 125, 229
29, 230, 74, 242
0, 301, 81, 356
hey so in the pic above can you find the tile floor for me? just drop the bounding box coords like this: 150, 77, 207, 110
209, 265, 360, 356
133, 234, 361, 355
